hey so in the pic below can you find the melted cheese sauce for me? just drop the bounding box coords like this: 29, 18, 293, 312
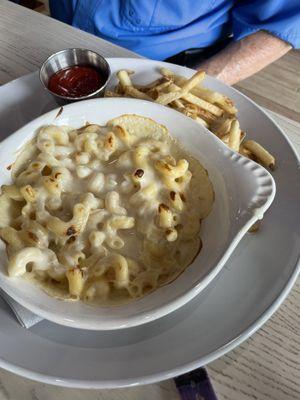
1, 116, 214, 306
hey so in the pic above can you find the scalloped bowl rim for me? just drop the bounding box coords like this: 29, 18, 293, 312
0, 98, 276, 330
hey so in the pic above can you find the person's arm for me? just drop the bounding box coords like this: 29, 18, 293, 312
198, 31, 291, 85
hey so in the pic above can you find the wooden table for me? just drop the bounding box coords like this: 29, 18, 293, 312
0, 1, 299, 399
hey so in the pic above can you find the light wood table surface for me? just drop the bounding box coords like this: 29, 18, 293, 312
0, 1, 299, 399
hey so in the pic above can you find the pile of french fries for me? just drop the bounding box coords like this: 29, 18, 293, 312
106, 68, 275, 170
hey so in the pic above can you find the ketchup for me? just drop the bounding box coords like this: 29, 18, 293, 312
48, 65, 103, 98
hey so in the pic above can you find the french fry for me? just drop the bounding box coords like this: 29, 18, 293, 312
182, 92, 223, 116
216, 98, 238, 115
105, 90, 122, 98
228, 120, 240, 152
155, 88, 184, 106
180, 108, 198, 119
151, 80, 173, 93
115, 83, 124, 94
134, 86, 151, 93
181, 79, 225, 104
243, 140, 275, 169
120, 68, 224, 114
186, 82, 225, 104
221, 133, 229, 145
113, 67, 276, 175
181, 70, 206, 92
177, 109, 208, 127
220, 127, 245, 146
180, 102, 196, 113
172, 99, 185, 109
240, 131, 246, 144
169, 103, 179, 110
248, 220, 261, 233
124, 86, 153, 101
210, 116, 233, 137
117, 70, 133, 89
160, 68, 227, 104
171, 103, 207, 126
156, 82, 223, 116
155, 71, 206, 106
148, 80, 173, 98
225, 132, 244, 149
195, 107, 217, 124
196, 87, 225, 104
160, 67, 174, 78
192, 116, 209, 128
239, 146, 253, 159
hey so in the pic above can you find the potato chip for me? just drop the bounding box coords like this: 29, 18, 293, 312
107, 114, 169, 141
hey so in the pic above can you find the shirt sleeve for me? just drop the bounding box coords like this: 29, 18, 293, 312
232, 0, 300, 48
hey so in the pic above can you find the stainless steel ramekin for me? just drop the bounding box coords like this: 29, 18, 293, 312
39, 48, 111, 104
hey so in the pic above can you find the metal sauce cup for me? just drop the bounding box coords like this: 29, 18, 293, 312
39, 48, 111, 104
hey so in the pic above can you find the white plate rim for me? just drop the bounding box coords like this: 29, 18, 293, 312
0, 253, 299, 389
0, 57, 298, 387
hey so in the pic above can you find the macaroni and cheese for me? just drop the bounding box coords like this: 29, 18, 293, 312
0, 115, 214, 305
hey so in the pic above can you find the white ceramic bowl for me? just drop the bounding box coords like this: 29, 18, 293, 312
0, 98, 275, 330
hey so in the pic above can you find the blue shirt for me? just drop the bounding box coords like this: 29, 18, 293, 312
50, 0, 300, 60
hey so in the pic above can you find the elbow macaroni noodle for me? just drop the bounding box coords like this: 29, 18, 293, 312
0, 115, 214, 305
